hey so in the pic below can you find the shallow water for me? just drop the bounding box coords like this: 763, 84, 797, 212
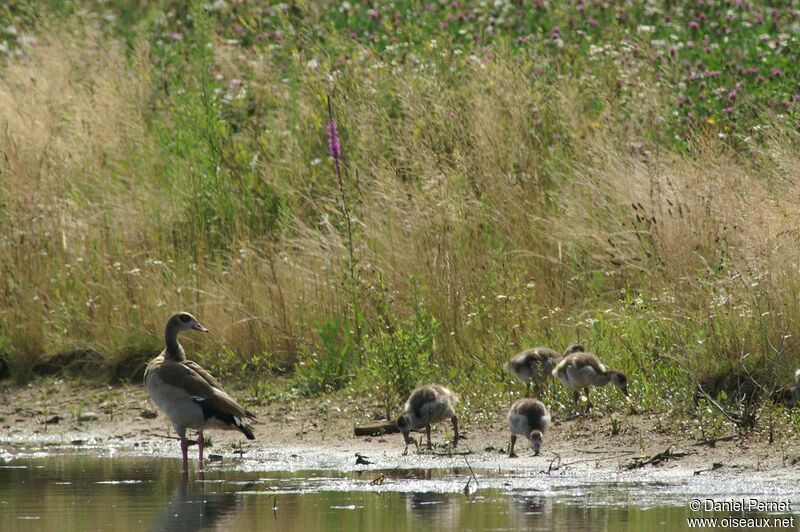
1, 454, 797, 531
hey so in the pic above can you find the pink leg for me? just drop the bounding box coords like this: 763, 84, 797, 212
198, 432, 205, 471
180, 436, 189, 473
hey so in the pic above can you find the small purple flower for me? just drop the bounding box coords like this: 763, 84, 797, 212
771, 68, 782, 78
728, 90, 737, 101
688, 21, 699, 30
327, 121, 341, 161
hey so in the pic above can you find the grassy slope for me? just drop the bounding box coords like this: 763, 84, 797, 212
1, 1, 800, 435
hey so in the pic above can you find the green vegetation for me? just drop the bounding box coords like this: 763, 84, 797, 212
1, 1, 800, 433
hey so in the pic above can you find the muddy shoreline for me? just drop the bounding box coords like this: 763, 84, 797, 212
2, 380, 800, 497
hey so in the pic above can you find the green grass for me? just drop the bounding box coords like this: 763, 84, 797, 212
0, 1, 799, 433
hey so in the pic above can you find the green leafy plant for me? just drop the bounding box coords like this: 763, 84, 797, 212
362, 308, 441, 420
293, 318, 355, 396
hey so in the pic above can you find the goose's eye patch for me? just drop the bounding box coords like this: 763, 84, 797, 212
179, 314, 191, 323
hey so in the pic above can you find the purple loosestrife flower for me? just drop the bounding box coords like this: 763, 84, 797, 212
327, 121, 341, 162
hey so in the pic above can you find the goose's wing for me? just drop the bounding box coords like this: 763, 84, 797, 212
407, 386, 437, 417
156, 362, 256, 421
183, 360, 224, 390
566, 352, 606, 373
183, 360, 256, 419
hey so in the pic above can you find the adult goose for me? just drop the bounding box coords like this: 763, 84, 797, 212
552, 351, 629, 413
506, 343, 585, 396
144, 312, 256, 471
507, 398, 550, 457
396, 384, 459, 450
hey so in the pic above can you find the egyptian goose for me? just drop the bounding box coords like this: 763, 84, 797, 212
506, 343, 585, 396
552, 351, 629, 413
396, 384, 459, 449
144, 312, 256, 471
507, 398, 550, 457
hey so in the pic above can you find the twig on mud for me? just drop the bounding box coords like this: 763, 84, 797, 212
693, 434, 737, 447
370, 465, 401, 486
547, 452, 562, 474
152, 433, 197, 445
693, 463, 724, 475
623, 445, 694, 470
430, 447, 472, 457
354, 423, 400, 437
547, 451, 636, 474
463, 455, 479, 490
547, 450, 638, 473
575, 448, 636, 455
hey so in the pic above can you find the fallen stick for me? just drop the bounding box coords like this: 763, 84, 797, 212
354, 423, 400, 437
693, 434, 737, 447
623, 445, 693, 470
547, 450, 635, 473
693, 463, 724, 475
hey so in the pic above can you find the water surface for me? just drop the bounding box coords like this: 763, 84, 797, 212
0, 454, 796, 531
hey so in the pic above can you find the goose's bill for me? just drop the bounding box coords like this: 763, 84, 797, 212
192, 322, 209, 333
624, 395, 635, 406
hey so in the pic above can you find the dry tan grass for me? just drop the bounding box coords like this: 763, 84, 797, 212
2, 20, 800, 388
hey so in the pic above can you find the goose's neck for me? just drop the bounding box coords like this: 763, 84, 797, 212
165, 323, 185, 361
593, 372, 611, 386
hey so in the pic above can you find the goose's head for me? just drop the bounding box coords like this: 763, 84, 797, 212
168, 312, 209, 334
396, 413, 415, 445
563, 343, 585, 356
529, 429, 544, 455
607, 370, 629, 397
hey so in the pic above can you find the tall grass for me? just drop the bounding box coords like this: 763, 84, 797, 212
1, 3, 799, 426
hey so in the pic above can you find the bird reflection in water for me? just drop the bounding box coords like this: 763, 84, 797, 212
508, 494, 552, 528
150, 476, 252, 532
404, 492, 460, 527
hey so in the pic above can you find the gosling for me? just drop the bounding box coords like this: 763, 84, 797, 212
776, 369, 800, 408
396, 384, 459, 449
552, 351, 629, 413
507, 398, 550, 457
506, 343, 585, 396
